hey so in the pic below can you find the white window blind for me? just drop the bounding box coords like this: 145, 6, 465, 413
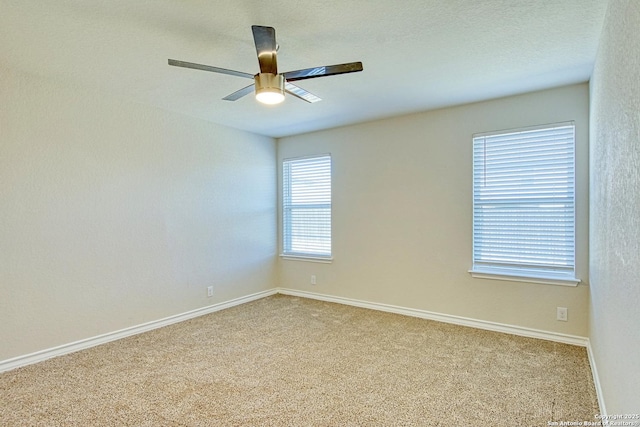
283, 155, 332, 258
471, 123, 577, 283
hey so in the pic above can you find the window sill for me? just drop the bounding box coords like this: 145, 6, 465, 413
468, 268, 580, 287
280, 254, 333, 264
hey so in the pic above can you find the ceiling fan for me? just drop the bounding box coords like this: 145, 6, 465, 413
168, 25, 363, 105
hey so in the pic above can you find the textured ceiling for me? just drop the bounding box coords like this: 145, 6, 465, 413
1, 0, 608, 137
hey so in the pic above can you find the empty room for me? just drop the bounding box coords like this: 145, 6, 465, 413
1, 0, 638, 425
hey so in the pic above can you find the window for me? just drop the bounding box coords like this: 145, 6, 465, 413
470, 122, 579, 286
282, 155, 332, 260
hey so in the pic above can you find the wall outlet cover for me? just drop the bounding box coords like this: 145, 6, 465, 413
557, 307, 568, 321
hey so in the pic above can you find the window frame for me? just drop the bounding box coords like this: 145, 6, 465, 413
469, 122, 580, 286
280, 154, 333, 263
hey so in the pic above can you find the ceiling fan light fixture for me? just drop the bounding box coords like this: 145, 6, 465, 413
255, 73, 285, 105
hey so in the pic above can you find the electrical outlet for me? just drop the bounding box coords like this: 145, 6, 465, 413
557, 307, 568, 321
207, 286, 214, 297
310, 275, 316, 285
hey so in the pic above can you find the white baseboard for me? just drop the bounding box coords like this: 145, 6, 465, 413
0, 289, 277, 373
3, 285, 604, 414
586, 339, 607, 416
277, 287, 589, 347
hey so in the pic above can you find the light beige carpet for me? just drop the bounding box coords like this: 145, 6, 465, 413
1, 295, 599, 426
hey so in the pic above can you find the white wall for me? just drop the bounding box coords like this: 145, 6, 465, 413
278, 83, 590, 337
589, 0, 640, 414
0, 67, 276, 361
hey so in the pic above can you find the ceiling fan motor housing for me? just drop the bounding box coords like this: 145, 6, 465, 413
254, 73, 285, 104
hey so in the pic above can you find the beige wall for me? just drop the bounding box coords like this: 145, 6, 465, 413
0, 67, 276, 361
589, 0, 640, 414
278, 83, 590, 337
0, 63, 599, 367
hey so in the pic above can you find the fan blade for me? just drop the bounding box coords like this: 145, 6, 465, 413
168, 59, 254, 79
251, 25, 278, 74
285, 83, 322, 103
283, 62, 363, 82
222, 84, 255, 101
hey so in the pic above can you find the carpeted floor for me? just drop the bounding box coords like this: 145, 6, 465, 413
0, 295, 599, 426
